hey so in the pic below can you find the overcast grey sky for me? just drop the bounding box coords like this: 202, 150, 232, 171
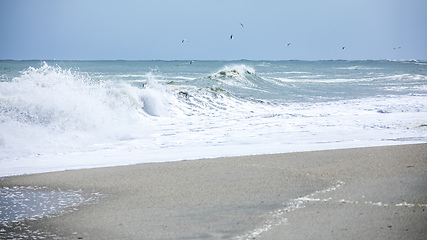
1, 0, 426, 60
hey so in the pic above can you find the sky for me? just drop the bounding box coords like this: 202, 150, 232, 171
1, 0, 426, 60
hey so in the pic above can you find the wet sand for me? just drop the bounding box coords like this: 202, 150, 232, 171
1, 143, 426, 239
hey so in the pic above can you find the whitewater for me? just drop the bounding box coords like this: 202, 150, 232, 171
0, 60, 426, 176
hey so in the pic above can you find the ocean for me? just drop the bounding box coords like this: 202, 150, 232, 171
1, 60, 426, 176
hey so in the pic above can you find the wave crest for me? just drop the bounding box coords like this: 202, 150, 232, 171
0, 62, 158, 159
212, 65, 256, 78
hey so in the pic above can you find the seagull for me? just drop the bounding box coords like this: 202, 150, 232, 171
230, 35, 233, 40
286, 43, 291, 47
182, 39, 189, 43
190, 60, 195, 64
393, 47, 401, 50
240, 23, 244, 28
342, 46, 347, 49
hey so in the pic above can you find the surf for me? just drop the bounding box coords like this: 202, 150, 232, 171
1, 60, 426, 177
0, 62, 167, 160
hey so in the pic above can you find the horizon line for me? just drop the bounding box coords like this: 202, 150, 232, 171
1, 58, 425, 62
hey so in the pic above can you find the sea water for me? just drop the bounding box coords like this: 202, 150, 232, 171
0, 186, 103, 238
0, 60, 426, 176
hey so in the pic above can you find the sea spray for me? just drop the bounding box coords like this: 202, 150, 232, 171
0, 62, 155, 159
139, 72, 171, 117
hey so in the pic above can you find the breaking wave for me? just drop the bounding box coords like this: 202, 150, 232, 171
1, 61, 426, 164
0, 63, 172, 159
0, 63, 271, 160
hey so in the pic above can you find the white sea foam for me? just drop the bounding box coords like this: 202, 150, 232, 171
237, 181, 344, 240
0, 63, 159, 160
0, 60, 426, 176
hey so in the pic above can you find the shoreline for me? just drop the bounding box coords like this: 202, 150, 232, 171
1, 143, 426, 239
2, 141, 423, 178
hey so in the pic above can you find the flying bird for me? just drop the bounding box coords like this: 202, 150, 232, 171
230, 35, 233, 40
342, 46, 347, 49
240, 23, 244, 28
190, 60, 195, 64
286, 43, 291, 47
182, 39, 189, 43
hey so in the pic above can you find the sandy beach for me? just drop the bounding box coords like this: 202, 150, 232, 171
1, 143, 426, 239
